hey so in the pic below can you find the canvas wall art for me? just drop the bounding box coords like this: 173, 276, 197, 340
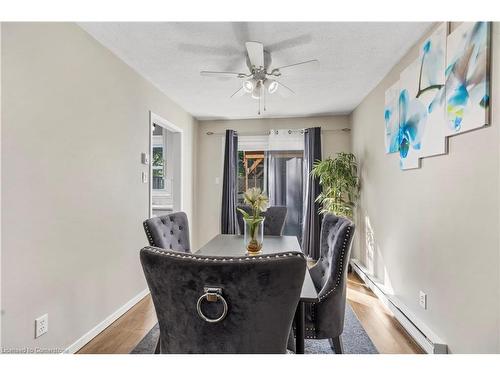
397, 23, 448, 170
383, 22, 490, 171
384, 81, 400, 154
415, 22, 447, 158
445, 22, 490, 135
398, 60, 421, 170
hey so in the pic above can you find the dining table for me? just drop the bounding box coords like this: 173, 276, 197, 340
196, 234, 319, 354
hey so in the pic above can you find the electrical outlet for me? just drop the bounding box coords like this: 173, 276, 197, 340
141, 171, 148, 184
35, 314, 48, 338
419, 291, 427, 310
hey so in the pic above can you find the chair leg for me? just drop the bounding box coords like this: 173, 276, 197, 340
154, 337, 160, 354
329, 336, 343, 354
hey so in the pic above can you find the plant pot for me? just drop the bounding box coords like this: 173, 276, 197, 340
244, 217, 264, 255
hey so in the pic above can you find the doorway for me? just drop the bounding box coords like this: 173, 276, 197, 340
149, 112, 182, 218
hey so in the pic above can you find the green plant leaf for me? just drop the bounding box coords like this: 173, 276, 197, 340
237, 208, 251, 220
311, 152, 359, 219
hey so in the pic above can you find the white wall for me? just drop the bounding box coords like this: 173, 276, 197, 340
195, 116, 350, 249
0, 22, 3, 349
1, 23, 197, 351
351, 22, 500, 353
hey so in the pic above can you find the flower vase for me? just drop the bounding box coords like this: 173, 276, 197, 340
244, 217, 264, 255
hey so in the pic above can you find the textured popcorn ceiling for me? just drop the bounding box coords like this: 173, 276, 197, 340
79, 22, 432, 120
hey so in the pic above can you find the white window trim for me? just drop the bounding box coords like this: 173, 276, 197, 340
149, 111, 183, 218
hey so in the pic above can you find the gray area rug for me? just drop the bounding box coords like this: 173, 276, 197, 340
131, 304, 377, 354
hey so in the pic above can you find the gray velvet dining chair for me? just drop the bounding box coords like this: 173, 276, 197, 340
143, 212, 191, 253
236, 205, 287, 236
299, 213, 355, 353
140, 246, 306, 353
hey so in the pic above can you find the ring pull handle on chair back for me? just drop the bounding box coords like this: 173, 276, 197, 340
196, 287, 228, 323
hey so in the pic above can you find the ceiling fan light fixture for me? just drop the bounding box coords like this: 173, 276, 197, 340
267, 80, 279, 94
243, 79, 254, 93
251, 81, 263, 100
200, 41, 314, 112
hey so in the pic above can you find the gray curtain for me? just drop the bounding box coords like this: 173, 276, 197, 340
221, 130, 238, 234
285, 157, 303, 238
301, 127, 322, 260
266, 152, 287, 206
266, 151, 304, 238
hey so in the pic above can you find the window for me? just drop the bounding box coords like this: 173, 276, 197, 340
152, 144, 165, 190
237, 130, 305, 238
237, 151, 265, 203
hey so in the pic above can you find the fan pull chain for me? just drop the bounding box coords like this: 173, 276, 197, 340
258, 90, 261, 115
263, 86, 267, 112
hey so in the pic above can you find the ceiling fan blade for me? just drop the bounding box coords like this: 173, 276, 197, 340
271, 59, 319, 75
274, 80, 295, 98
266, 34, 313, 52
200, 71, 246, 78
230, 87, 245, 98
245, 41, 264, 68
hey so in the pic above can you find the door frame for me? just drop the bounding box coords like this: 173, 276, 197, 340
149, 111, 183, 218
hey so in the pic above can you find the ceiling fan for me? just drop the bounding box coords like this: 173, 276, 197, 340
200, 41, 319, 115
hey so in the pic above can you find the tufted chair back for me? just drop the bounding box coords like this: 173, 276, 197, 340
236, 205, 287, 236
143, 212, 190, 253
140, 246, 306, 353
308, 213, 355, 340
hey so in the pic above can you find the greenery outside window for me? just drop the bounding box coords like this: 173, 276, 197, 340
152, 145, 165, 190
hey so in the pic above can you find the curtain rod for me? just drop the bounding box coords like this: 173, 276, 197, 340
205, 128, 351, 136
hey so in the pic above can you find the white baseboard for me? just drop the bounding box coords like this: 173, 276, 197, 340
63, 288, 150, 354
350, 259, 448, 354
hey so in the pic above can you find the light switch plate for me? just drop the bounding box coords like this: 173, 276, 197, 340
141, 171, 148, 184
419, 291, 427, 310
141, 153, 150, 165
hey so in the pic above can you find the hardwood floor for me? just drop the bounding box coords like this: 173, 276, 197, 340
77, 294, 157, 354
346, 272, 423, 354
77, 271, 423, 354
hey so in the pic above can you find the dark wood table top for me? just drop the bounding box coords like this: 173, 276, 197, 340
196, 234, 319, 303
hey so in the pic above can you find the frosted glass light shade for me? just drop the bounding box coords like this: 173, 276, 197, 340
267, 80, 279, 94
251, 81, 263, 99
243, 79, 255, 93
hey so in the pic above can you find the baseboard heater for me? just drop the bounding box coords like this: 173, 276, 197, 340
349, 259, 448, 354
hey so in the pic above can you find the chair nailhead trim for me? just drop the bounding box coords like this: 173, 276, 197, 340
314, 226, 353, 304
143, 222, 156, 247
143, 247, 303, 263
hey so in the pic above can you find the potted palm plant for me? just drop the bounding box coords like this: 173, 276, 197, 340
311, 152, 359, 219
237, 187, 269, 254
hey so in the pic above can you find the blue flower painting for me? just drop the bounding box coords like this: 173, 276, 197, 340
398, 65, 425, 170
384, 82, 400, 154
415, 23, 447, 159
384, 22, 490, 171
397, 23, 447, 170
445, 22, 489, 135
398, 89, 426, 156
